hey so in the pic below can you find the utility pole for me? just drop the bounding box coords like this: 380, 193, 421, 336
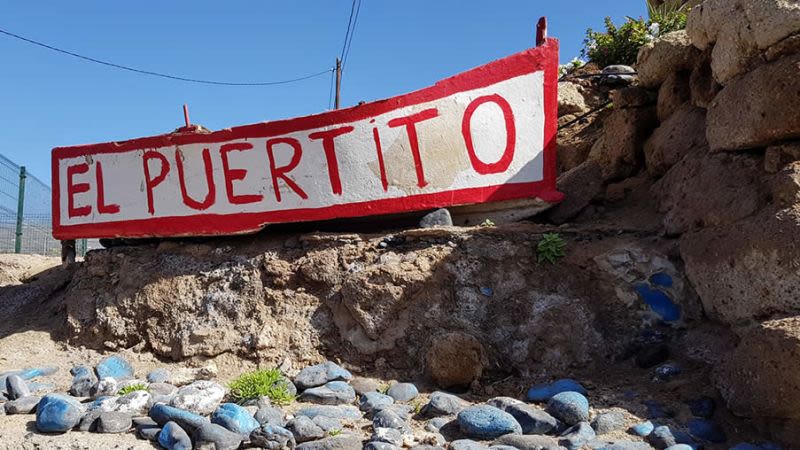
334, 58, 342, 109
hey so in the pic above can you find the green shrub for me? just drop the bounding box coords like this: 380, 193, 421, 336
537, 233, 566, 264
229, 368, 295, 405
581, 1, 689, 68
118, 383, 148, 396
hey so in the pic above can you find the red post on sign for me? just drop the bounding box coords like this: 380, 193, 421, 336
536, 17, 548, 47
183, 104, 191, 128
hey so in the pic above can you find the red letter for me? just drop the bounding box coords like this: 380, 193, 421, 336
387, 108, 438, 188
372, 127, 388, 192
266, 138, 307, 202
95, 161, 119, 214
67, 163, 91, 218
176, 148, 216, 210
462, 94, 516, 174
220, 142, 264, 205
142, 151, 170, 215
308, 125, 354, 195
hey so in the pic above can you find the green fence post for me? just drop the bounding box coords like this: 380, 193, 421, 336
14, 166, 26, 254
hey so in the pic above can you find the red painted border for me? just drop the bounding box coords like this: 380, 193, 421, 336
52, 38, 560, 239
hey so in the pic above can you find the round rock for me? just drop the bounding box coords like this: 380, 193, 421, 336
546, 392, 589, 426
387, 383, 419, 402
457, 405, 522, 440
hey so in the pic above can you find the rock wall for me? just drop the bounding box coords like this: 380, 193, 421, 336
554, 0, 800, 443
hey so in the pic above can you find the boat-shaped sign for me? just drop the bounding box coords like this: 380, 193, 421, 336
52, 36, 560, 239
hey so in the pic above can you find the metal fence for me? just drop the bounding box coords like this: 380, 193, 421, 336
0, 154, 89, 257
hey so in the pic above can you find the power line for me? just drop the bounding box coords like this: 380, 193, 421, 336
342, 0, 362, 71
339, 0, 358, 64
0, 27, 333, 86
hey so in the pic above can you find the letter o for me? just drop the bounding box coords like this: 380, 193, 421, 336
461, 94, 516, 175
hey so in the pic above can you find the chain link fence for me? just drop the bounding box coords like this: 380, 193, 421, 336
0, 154, 90, 257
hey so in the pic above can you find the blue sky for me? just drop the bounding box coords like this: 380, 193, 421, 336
0, 1, 646, 182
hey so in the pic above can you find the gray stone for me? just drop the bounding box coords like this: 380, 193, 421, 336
422, 391, 469, 417
192, 422, 244, 450
387, 382, 418, 402
591, 411, 626, 435
294, 361, 353, 390
299, 381, 356, 405
296, 434, 363, 450
451, 440, 490, 450
360, 391, 395, 413
295, 405, 362, 421
349, 378, 380, 395
250, 424, 297, 449
425, 417, 451, 432
133, 416, 158, 427
372, 427, 404, 446
90, 377, 118, 399
137, 424, 161, 441
458, 405, 523, 440
77, 409, 102, 432
97, 411, 133, 433
4, 395, 41, 414
559, 422, 596, 450
374, 409, 406, 429
69, 365, 97, 398
311, 415, 342, 432
420, 209, 453, 228
147, 368, 171, 384
493, 434, 566, 450
256, 405, 286, 426
5, 375, 30, 400
287, 415, 326, 443
505, 404, 559, 435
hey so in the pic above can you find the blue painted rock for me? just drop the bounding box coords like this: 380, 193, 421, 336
591, 411, 626, 435
546, 392, 590, 426
95, 355, 134, 380
149, 402, 209, 432
629, 420, 654, 437
450, 439, 490, 450
685, 397, 715, 418
374, 408, 406, 429
146, 368, 171, 384
211, 402, 260, 434
35, 394, 83, 432
299, 380, 356, 405
192, 422, 245, 450
559, 422, 596, 450
250, 423, 297, 449
288, 415, 325, 443
687, 418, 727, 443
158, 421, 192, 450
649, 272, 673, 287
527, 379, 587, 402
5, 374, 30, 400
294, 361, 353, 390
664, 445, 694, 450
295, 404, 362, 420
360, 391, 395, 412
633, 283, 681, 322
255, 405, 286, 426
16, 366, 58, 380
504, 403, 559, 435
69, 365, 97, 397
457, 405, 522, 439
387, 382, 419, 402
422, 391, 470, 416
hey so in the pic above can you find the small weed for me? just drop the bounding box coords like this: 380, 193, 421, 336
480, 219, 496, 227
412, 400, 424, 414
377, 383, 390, 395
537, 233, 566, 264
229, 368, 295, 405
117, 383, 148, 396
328, 428, 342, 437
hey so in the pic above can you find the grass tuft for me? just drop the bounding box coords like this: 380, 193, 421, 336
229, 368, 295, 405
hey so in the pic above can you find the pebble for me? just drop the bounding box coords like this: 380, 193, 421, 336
687, 418, 727, 443
255, 405, 286, 426
295, 434, 363, 450
425, 417, 450, 432
505, 403, 559, 435
77, 409, 102, 431
387, 382, 419, 402
312, 415, 342, 432
629, 420, 654, 437
147, 368, 171, 384
35, 394, 84, 432
288, 415, 326, 443
493, 434, 564, 449
419, 208, 453, 228
372, 427, 405, 446
137, 424, 162, 441
350, 378, 380, 395
211, 402, 260, 434
546, 392, 589, 426
150, 402, 209, 433
90, 377, 118, 399
159, 421, 192, 450
69, 366, 97, 397
458, 405, 522, 439
97, 411, 132, 433
169, 380, 226, 415
296, 404, 362, 420
592, 411, 626, 435
451, 440, 490, 450
4, 394, 40, 414
114, 390, 151, 415
5, 374, 30, 400
685, 397, 715, 418
192, 422, 245, 450
360, 391, 395, 412
422, 391, 469, 416
250, 423, 297, 449
95, 355, 134, 380
527, 379, 587, 402
374, 408, 406, 429
559, 422, 596, 450
486, 397, 524, 410
294, 361, 353, 390
299, 380, 356, 405
647, 425, 694, 449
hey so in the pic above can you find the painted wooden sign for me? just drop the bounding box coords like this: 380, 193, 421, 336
52, 38, 560, 239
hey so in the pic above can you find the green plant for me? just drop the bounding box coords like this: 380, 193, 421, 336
537, 233, 566, 264
378, 383, 390, 395
411, 400, 424, 414
480, 218, 496, 227
117, 383, 148, 395
328, 428, 342, 437
228, 368, 295, 405
581, 2, 689, 67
